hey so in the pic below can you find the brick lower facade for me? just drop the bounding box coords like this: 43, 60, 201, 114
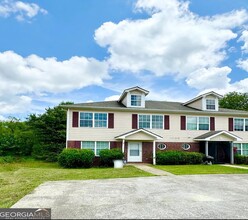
67, 140, 200, 164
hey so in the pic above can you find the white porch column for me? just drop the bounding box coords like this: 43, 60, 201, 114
153, 140, 156, 165
66, 109, 69, 149
122, 139, 125, 154
205, 141, 209, 156
230, 142, 234, 164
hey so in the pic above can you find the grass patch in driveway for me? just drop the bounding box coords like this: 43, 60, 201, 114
154, 164, 248, 175
0, 159, 153, 208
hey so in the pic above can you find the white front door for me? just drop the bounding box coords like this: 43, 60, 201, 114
128, 142, 142, 162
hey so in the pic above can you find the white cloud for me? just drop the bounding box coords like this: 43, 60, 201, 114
0, 50, 109, 115
237, 58, 248, 72
0, 0, 47, 21
186, 67, 232, 90
95, 0, 248, 92
104, 95, 120, 101
95, 0, 247, 77
238, 30, 248, 53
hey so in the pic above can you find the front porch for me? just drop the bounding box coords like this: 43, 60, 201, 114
195, 130, 242, 164
115, 129, 162, 165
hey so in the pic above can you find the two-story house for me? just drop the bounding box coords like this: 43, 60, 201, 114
63, 86, 248, 165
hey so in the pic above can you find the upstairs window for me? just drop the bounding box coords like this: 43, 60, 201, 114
80, 112, 93, 127
139, 115, 150, 129
187, 116, 209, 130
138, 114, 163, 129
234, 118, 248, 131
80, 112, 107, 128
94, 113, 107, 127
206, 99, 215, 110
152, 115, 163, 129
131, 95, 141, 107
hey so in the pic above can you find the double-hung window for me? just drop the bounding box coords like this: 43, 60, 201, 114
81, 141, 109, 156
187, 116, 209, 130
94, 113, 107, 127
234, 118, 248, 131
139, 115, 150, 129
80, 113, 93, 127
80, 112, 107, 128
206, 99, 215, 110
131, 95, 142, 107
234, 143, 248, 156
152, 115, 163, 129
139, 114, 163, 129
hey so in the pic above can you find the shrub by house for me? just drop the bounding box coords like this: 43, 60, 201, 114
156, 150, 204, 165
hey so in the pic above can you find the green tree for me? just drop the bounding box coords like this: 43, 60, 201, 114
219, 92, 248, 111
0, 117, 34, 156
27, 102, 73, 161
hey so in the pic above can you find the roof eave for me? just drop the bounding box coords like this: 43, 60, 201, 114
61, 105, 248, 116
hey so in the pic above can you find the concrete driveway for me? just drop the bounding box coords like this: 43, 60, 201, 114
12, 175, 248, 219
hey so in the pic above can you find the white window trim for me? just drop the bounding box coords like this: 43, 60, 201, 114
81, 141, 110, 156
127, 92, 145, 108
206, 99, 216, 110
79, 112, 108, 128
202, 97, 219, 111
130, 94, 142, 107
234, 143, 248, 156
182, 143, 191, 151
138, 114, 164, 129
233, 118, 248, 132
186, 116, 210, 131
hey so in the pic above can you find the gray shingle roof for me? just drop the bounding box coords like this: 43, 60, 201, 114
62, 100, 248, 115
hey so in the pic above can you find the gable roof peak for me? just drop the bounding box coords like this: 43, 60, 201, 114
118, 86, 149, 102
183, 91, 223, 106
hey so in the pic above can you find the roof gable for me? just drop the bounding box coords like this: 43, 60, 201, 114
115, 128, 162, 140
183, 91, 223, 106
194, 130, 242, 141
118, 86, 149, 102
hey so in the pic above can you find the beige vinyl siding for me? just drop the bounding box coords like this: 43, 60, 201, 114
68, 110, 248, 143
186, 99, 202, 110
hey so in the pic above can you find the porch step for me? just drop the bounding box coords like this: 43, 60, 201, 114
128, 163, 175, 176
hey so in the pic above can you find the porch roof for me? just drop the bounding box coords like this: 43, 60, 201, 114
115, 128, 162, 141
194, 130, 242, 141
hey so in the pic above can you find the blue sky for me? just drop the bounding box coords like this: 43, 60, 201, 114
1, 0, 248, 120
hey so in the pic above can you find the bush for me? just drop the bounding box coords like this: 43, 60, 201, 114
58, 148, 94, 168
99, 148, 124, 167
235, 154, 248, 164
0, 156, 15, 164
156, 151, 204, 165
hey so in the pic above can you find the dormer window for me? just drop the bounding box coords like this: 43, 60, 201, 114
206, 99, 215, 110
131, 95, 142, 107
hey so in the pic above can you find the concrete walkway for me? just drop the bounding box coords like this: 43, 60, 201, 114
221, 164, 248, 169
127, 163, 175, 176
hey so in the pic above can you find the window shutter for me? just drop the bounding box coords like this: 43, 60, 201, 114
132, 114, 138, 129
181, 116, 186, 130
164, 115, 170, 130
210, 117, 215, 131
229, 118, 233, 131
72, 112, 79, 127
75, 141, 81, 149
108, 113, 114, 128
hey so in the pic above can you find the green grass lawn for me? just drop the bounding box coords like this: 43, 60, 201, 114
154, 164, 248, 175
0, 158, 153, 208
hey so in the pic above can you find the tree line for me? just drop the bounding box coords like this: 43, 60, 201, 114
0, 102, 72, 161
0, 92, 247, 161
